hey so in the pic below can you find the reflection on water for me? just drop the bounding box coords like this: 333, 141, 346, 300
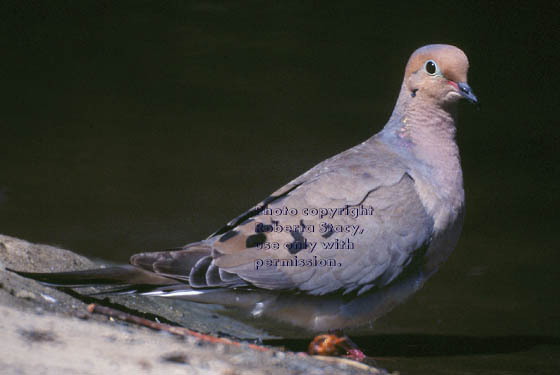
1, 2, 558, 374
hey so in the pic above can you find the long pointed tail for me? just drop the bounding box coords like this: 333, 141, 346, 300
7, 265, 178, 288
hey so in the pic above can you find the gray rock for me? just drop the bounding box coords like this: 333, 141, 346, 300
0, 234, 272, 338
0, 234, 388, 375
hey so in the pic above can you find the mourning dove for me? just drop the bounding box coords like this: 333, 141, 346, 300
12, 44, 477, 338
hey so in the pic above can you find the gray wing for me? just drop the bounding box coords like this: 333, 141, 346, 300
131, 138, 435, 295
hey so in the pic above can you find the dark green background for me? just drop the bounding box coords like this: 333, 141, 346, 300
1, 1, 558, 374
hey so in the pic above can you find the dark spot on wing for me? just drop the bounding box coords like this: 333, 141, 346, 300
219, 230, 239, 242
209, 183, 301, 237
255, 222, 273, 233
212, 206, 263, 237
290, 230, 306, 244
287, 230, 306, 254
322, 228, 334, 239
246, 233, 267, 248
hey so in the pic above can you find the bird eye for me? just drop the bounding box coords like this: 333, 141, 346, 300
424, 60, 438, 75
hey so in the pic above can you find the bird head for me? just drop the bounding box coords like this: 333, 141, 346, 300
404, 44, 477, 106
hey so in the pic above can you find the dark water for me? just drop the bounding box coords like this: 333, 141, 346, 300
1, 2, 558, 374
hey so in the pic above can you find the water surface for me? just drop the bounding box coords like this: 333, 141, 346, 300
1, 2, 558, 374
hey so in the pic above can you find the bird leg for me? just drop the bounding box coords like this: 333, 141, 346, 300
308, 331, 366, 362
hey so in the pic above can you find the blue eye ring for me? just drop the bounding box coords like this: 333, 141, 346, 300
424, 60, 439, 75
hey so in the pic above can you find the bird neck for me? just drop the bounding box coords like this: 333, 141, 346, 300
376, 86, 465, 232
377, 86, 464, 204
381, 85, 461, 169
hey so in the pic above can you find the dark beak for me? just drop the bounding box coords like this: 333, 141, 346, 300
457, 82, 478, 104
